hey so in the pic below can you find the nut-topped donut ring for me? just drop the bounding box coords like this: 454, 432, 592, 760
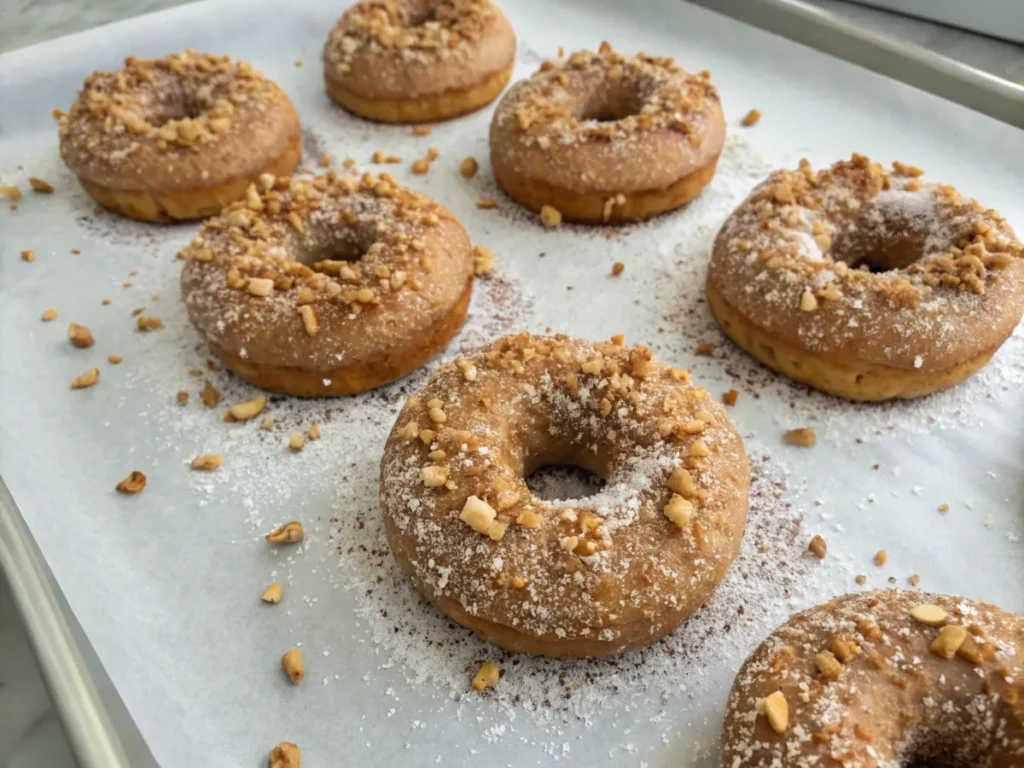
380, 333, 749, 657
721, 589, 1024, 766
323, 0, 516, 123
57, 51, 301, 222
489, 43, 725, 224
708, 154, 1024, 401
179, 172, 474, 396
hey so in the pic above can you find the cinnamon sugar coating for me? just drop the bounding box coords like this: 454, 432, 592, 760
380, 334, 749, 657
179, 172, 473, 393
709, 155, 1024, 375
58, 51, 300, 198
722, 589, 1024, 767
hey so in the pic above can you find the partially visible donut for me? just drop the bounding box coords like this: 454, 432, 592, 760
179, 172, 473, 396
57, 51, 301, 222
721, 589, 1024, 766
380, 333, 749, 657
707, 154, 1024, 401
323, 0, 516, 123
489, 42, 725, 224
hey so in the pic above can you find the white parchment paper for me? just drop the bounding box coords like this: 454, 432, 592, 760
1, 0, 1022, 765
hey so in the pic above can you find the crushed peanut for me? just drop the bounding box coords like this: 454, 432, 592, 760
261, 583, 283, 604
760, 691, 788, 734
281, 648, 305, 683
226, 395, 266, 421
269, 742, 301, 768
21, 249, 35, 262
663, 494, 694, 529
695, 342, 713, 356
265, 521, 304, 545
307, 423, 321, 441
2, 185, 22, 200
938, 503, 949, 513
459, 157, 479, 178
176, 391, 189, 406
723, 389, 739, 406
40, 308, 58, 322
412, 158, 430, 174
476, 198, 497, 209
412, 125, 432, 137
108, 354, 122, 364
930, 624, 967, 659
71, 367, 99, 389
471, 662, 500, 692
473, 244, 496, 277
611, 261, 625, 276
136, 316, 163, 331
873, 549, 888, 566
288, 433, 304, 452
200, 381, 221, 408
539, 205, 562, 228
459, 495, 498, 536
298, 305, 319, 336
799, 290, 819, 312
68, 322, 94, 348
910, 603, 948, 626
421, 465, 449, 487
29, 177, 54, 194
190, 454, 222, 471
908, 574, 921, 587
115, 471, 147, 494
808, 535, 827, 559
785, 428, 816, 447
855, 574, 867, 585
814, 650, 843, 680
741, 108, 762, 126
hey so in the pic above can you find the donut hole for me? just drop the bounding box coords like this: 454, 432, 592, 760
525, 462, 606, 502
289, 221, 378, 266
576, 88, 644, 123
144, 74, 222, 126
832, 232, 923, 274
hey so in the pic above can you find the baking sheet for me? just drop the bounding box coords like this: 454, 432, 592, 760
1, 0, 1022, 765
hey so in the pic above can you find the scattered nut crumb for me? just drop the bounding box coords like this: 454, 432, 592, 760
855, 574, 867, 585
611, 261, 625, 276
471, 662, 500, 692
123, 281, 133, 288
281, 648, 305, 684
131, 308, 145, 317
102, 298, 112, 306
741, 108, 762, 126
412, 158, 430, 174
265, 521, 304, 545
190, 454, 223, 471
695, 342, 713, 356
293, 59, 303, 68
2, 185, 21, 200
289, 433, 305, 452
319, 154, 332, 167
910, 603, 947, 626
937, 503, 949, 513
342, 157, 355, 169
723, 389, 739, 406
908, 574, 921, 587
307, 423, 321, 441
41, 308, 58, 322
459, 157, 478, 178
785, 428, 816, 448
930, 624, 967, 659
473, 244, 495, 277
873, 549, 888, 566
261, 417, 275, 431
411, 125, 432, 136
68, 322, 94, 348
71, 367, 99, 389
269, 741, 301, 768
176, 391, 189, 406
760, 691, 788, 733
476, 198, 497, 209
200, 381, 220, 408
808, 535, 827, 559
427, 147, 439, 160
225, 396, 266, 422
136, 316, 163, 331
115, 471, 147, 494
108, 354, 122, 364
539, 205, 562, 228
21, 249, 35, 262
799, 290, 819, 312
28, 177, 54, 194
261, 583, 283, 604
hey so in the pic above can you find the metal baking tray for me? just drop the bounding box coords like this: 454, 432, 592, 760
1, 0, 1021, 765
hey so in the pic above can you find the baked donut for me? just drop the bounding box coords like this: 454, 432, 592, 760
322, 0, 516, 123
707, 154, 1024, 401
380, 333, 749, 657
179, 172, 473, 396
489, 43, 725, 224
57, 51, 301, 222
721, 589, 1024, 766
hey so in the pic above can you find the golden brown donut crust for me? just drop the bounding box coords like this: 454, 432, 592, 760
708, 154, 1024, 400
322, 0, 516, 123
179, 172, 474, 397
58, 51, 301, 222
721, 589, 1024, 767
380, 333, 750, 658
489, 43, 725, 224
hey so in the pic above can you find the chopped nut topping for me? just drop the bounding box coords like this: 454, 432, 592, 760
814, 650, 842, 680
261, 417, 275, 431
760, 691, 788, 734
265, 521, 304, 545
71, 367, 99, 389
29, 177, 54, 194
226, 396, 267, 421
421, 465, 449, 487
611, 261, 625, 276
68, 322, 94, 348
269, 742, 301, 768
21, 249, 35, 262
473, 244, 496, 277
41, 308, 58, 322
108, 354, 122, 364
190, 453, 222, 471
307, 423, 321, 441
298, 305, 319, 336
115, 471, 147, 494
930, 624, 967, 659
668, 466, 697, 497
281, 648, 305, 683
799, 290, 819, 312
247, 277, 274, 297
830, 634, 859, 662
741, 108, 762, 127
539, 205, 562, 228
910, 603, 948, 626
873, 549, 888, 566
471, 662, 500, 692
288, 433, 304, 452
261, 583, 283, 604
459, 157, 479, 178
459, 495, 497, 536
808, 535, 827, 559
515, 510, 543, 528
663, 494, 694, 529
200, 381, 221, 408
908, 574, 921, 587
428, 407, 447, 424
785, 428, 816, 447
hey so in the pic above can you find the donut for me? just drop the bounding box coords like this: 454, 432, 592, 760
489, 42, 725, 224
707, 154, 1024, 401
379, 333, 749, 657
322, 0, 516, 123
57, 51, 301, 222
721, 589, 1024, 766
179, 171, 473, 396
